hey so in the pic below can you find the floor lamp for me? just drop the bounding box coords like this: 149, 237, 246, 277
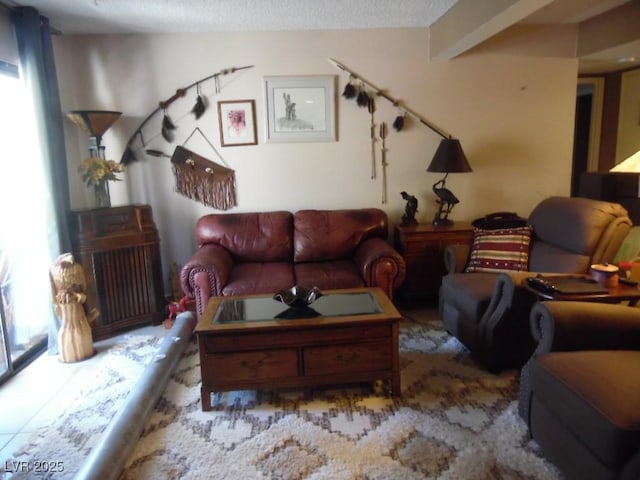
67, 110, 122, 158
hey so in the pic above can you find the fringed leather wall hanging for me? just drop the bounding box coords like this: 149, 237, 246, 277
171, 145, 236, 210
120, 65, 254, 166
148, 127, 237, 210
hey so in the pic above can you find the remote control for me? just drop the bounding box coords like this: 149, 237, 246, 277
526, 276, 556, 293
619, 277, 639, 286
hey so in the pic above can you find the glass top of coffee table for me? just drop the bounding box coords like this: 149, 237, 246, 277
213, 291, 382, 324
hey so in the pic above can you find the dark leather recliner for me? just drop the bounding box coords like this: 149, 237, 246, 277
518, 301, 640, 480
439, 196, 632, 372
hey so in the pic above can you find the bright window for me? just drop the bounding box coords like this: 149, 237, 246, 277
0, 64, 55, 379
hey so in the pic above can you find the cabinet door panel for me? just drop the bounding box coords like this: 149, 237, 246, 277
206, 349, 298, 382
303, 342, 391, 376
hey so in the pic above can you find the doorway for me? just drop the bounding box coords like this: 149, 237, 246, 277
572, 77, 605, 196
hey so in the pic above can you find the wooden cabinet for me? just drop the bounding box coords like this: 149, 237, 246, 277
69, 205, 165, 340
394, 223, 474, 301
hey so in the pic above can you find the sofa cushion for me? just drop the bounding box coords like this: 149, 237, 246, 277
532, 351, 640, 469
465, 226, 532, 273
294, 209, 387, 263
294, 261, 365, 291
221, 262, 295, 296
196, 211, 293, 263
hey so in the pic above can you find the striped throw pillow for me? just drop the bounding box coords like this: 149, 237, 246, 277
465, 226, 533, 273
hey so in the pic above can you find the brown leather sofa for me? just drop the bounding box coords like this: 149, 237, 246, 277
180, 208, 406, 318
518, 301, 640, 480
439, 196, 632, 372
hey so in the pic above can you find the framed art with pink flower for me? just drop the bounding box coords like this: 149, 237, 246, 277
217, 99, 257, 147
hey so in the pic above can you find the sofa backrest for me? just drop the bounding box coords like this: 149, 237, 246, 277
527, 196, 631, 273
196, 211, 293, 262
293, 208, 388, 262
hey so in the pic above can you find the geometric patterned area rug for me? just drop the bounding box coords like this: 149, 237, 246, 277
120, 312, 562, 480
2, 311, 563, 479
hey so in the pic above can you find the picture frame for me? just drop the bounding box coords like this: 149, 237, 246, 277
217, 99, 257, 147
264, 75, 336, 143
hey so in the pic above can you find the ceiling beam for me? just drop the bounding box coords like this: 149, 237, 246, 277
577, 0, 640, 57
429, 0, 556, 60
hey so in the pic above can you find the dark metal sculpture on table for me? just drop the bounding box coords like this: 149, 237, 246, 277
431, 175, 459, 226
400, 191, 418, 226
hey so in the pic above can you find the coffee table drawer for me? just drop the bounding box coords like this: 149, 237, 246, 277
206, 349, 298, 382
303, 341, 391, 376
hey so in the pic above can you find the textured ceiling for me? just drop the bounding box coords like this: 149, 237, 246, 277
5, 0, 459, 35
4, 0, 638, 73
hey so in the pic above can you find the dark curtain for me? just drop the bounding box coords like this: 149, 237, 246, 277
11, 6, 71, 254
11, 7, 70, 352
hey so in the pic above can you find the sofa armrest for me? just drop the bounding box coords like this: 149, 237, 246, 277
443, 244, 471, 274
481, 271, 575, 329
180, 244, 234, 318
480, 271, 536, 331
354, 237, 406, 300
529, 301, 640, 354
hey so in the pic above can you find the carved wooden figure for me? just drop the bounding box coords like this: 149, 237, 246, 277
50, 253, 99, 363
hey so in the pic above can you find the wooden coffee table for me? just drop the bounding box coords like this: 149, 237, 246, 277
195, 287, 402, 411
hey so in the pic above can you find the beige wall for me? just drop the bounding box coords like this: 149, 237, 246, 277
52, 28, 578, 274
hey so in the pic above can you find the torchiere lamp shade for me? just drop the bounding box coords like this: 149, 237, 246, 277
67, 110, 122, 138
427, 138, 472, 174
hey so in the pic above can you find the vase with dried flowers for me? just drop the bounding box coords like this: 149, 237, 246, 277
78, 158, 126, 208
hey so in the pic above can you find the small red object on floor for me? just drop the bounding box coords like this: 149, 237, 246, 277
164, 296, 188, 329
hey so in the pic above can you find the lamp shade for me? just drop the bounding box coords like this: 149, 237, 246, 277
67, 110, 122, 137
610, 149, 640, 172
427, 138, 472, 173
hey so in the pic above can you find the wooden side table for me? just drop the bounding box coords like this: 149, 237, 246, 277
524, 275, 640, 306
69, 204, 165, 340
394, 223, 474, 302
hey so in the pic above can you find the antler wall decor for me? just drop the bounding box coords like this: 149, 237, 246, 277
119, 65, 254, 165
329, 58, 472, 220
328, 58, 450, 139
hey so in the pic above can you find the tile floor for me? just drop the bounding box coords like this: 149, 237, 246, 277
0, 324, 168, 464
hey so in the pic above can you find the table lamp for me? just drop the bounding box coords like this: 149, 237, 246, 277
426, 137, 472, 226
